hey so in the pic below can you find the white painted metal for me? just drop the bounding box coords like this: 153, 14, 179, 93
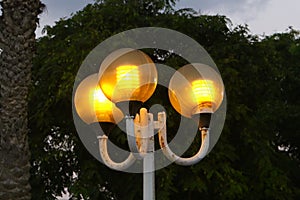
126, 115, 144, 159
142, 110, 155, 200
137, 109, 149, 155
157, 112, 210, 166
98, 135, 136, 171
143, 146, 155, 200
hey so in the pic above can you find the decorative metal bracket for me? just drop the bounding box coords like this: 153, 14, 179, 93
97, 108, 210, 171
157, 112, 210, 166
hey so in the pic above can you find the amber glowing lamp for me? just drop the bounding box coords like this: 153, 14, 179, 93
99, 48, 158, 116
168, 63, 224, 128
74, 74, 123, 125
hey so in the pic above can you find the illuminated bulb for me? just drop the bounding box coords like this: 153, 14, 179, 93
74, 74, 123, 124
192, 80, 215, 112
98, 48, 158, 104
116, 65, 140, 91
168, 63, 224, 118
93, 86, 114, 115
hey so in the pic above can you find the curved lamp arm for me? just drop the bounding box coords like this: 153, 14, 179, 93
98, 135, 136, 171
157, 112, 210, 166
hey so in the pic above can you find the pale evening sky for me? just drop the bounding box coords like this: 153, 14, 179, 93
35, 0, 300, 37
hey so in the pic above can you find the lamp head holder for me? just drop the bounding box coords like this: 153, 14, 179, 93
192, 112, 212, 129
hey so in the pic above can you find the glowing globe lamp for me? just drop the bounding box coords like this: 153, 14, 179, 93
168, 63, 224, 128
74, 74, 123, 125
99, 48, 158, 116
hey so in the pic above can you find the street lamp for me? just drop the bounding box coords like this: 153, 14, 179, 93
99, 48, 158, 116
74, 48, 225, 200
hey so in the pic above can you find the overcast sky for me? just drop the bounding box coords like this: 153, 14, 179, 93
1, 0, 299, 37
176, 0, 300, 35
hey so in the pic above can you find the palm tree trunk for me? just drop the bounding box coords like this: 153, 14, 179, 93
0, 0, 44, 199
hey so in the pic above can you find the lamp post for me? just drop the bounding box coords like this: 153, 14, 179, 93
74, 48, 225, 200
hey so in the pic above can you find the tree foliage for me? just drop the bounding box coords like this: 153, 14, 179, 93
30, 0, 300, 199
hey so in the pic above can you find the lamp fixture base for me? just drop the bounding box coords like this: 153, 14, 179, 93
192, 112, 212, 129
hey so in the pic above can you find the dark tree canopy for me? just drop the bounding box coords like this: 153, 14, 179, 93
30, 0, 300, 199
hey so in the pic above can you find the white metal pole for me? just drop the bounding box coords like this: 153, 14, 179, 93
143, 136, 155, 200
140, 109, 155, 200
